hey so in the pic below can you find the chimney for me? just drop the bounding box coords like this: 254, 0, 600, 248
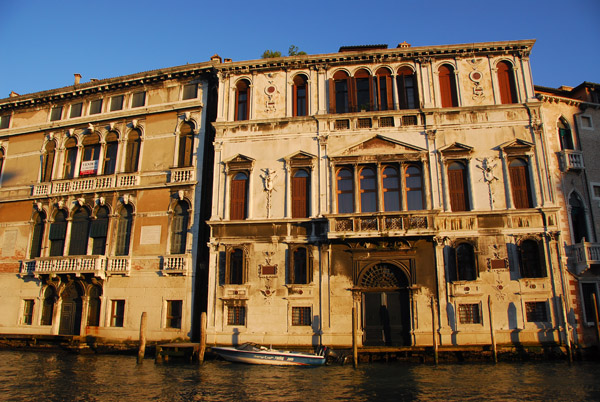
210, 54, 222, 63
9, 91, 19, 98
224, 58, 232, 63
90, 78, 98, 83
397, 41, 411, 48
74, 73, 82, 85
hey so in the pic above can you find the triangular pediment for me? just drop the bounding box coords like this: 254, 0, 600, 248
224, 154, 255, 164
438, 142, 473, 154
333, 135, 426, 157
284, 150, 316, 161
224, 154, 255, 170
499, 139, 535, 154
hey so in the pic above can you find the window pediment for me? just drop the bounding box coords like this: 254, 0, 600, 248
438, 142, 473, 158
224, 154, 255, 171
331, 135, 426, 162
499, 139, 534, 156
285, 151, 316, 168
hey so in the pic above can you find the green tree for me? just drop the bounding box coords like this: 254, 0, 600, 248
288, 45, 306, 56
261, 49, 282, 59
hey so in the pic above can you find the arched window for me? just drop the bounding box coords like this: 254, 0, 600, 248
382, 166, 400, 211
49, 210, 67, 257
90, 206, 109, 255
178, 123, 194, 167
509, 158, 533, 209
558, 118, 574, 150
41, 286, 56, 326
292, 169, 310, 218
497, 61, 518, 104
405, 165, 424, 210
87, 285, 102, 327
374, 68, 393, 111
235, 79, 250, 121
359, 167, 377, 212
170, 201, 189, 255
63, 138, 78, 179
115, 205, 133, 256
80, 133, 101, 176
570, 193, 589, 244
41, 140, 56, 182
447, 162, 469, 211
30, 211, 46, 258
230, 172, 248, 220
438, 64, 458, 108
293, 75, 308, 117
448, 243, 477, 282
228, 248, 244, 284
69, 207, 90, 255
336, 168, 354, 213
103, 131, 119, 175
519, 239, 545, 278
289, 246, 311, 284
330, 71, 350, 114
355, 69, 373, 112
397, 67, 419, 109
125, 129, 141, 173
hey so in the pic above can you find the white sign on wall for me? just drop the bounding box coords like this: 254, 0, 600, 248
140, 225, 162, 245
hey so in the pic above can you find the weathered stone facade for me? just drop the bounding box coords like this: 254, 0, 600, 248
0, 64, 216, 342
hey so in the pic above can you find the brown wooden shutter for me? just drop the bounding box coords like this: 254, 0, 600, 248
328, 79, 336, 114
439, 65, 457, 107
230, 177, 247, 220
510, 165, 532, 208
115, 213, 131, 256
292, 175, 309, 218
448, 167, 468, 211
386, 75, 394, 110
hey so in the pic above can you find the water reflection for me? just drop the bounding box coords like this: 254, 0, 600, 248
1, 350, 600, 401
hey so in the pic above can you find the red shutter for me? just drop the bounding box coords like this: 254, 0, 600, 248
498, 62, 517, 104
386, 76, 394, 110
328, 79, 336, 114
510, 165, 532, 208
448, 168, 468, 211
230, 178, 247, 220
439, 65, 457, 107
292, 175, 309, 218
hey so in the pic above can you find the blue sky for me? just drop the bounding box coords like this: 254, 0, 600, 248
1, 0, 598, 99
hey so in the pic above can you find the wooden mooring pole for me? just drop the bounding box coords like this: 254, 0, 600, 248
352, 305, 358, 368
488, 296, 497, 363
431, 297, 438, 365
592, 293, 600, 347
560, 295, 572, 362
137, 312, 147, 364
199, 312, 207, 364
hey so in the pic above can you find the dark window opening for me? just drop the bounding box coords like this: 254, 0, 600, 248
235, 80, 250, 121
166, 300, 182, 329
458, 304, 480, 324
115, 205, 133, 256
519, 240, 545, 278
359, 167, 377, 213
90, 99, 103, 115
70, 103, 83, 118
170, 201, 189, 255
30, 211, 46, 259
22, 300, 34, 325
111, 300, 125, 327
525, 301, 548, 322
292, 307, 312, 326
50, 106, 63, 121
290, 247, 310, 284
49, 210, 67, 257
87, 286, 102, 327
90, 206, 109, 255
228, 248, 244, 285
397, 67, 419, 109
227, 305, 245, 325
41, 140, 56, 182
182, 83, 198, 100
178, 122, 194, 167
131, 91, 146, 108
293, 75, 308, 117
41, 287, 55, 326
69, 207, 90, 256
336, 168, 354, 213
124, 129, 141, 173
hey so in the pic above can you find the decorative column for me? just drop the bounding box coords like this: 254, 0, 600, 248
439, 155, 450, 211
391, 73, 399, 110
284, 162, 291, 218
317, 66, 327, 115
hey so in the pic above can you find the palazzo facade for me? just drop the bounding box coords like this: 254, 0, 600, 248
0, 63, 216, 342
206, 40, 574, 348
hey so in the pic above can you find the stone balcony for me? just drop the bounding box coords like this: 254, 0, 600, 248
572, 242, 600, 275
162, 254, 191, 276
327, 211, 436, 239
32, 173, 139, 197
20, 256, 131, 278
559, 150, 585, 171
168, 167, 196, 184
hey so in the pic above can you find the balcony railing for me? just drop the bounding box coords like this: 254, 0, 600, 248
106, 257, 131, 276
559, 150, 585, 171
32, 173, 139, 196
328, 212, 433, 237
572, 242, 600, 275
20, 256, 106, 278
162, 254, 190, 276
169, 167, 195, 183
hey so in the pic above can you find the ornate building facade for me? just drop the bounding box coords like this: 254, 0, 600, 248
0, 63, 216, 342
205, 40, 574, 349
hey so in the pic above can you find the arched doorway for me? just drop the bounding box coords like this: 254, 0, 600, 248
59, 282, 83, 335
360, 263, 411, 346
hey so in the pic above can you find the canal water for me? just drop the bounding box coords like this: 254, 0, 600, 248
1, 350, 600, 401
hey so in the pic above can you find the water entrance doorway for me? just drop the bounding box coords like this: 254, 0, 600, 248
59, 282, 82, 335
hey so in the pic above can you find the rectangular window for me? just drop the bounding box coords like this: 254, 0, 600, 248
292, 307, 312, 326
458, 303, 481, 324
166, 300, 182, 329
525, 302, 548, 322
90, 99, 103, 115
380, 116, 394, 127
22, 300, 34, 325
227, 305, 245, 326
110, 95, 124, 111
0, 114, 11, 129
110, 300, 125, 327
50, 106, 63, 121
582, 283, 599, 324
590, 184, 600, 200
70, 103, 83, 118
131, 91, 146, 108
182, 83, 198, 100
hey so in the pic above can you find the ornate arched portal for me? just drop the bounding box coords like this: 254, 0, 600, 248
59, 281, 83, 335
359, 263, 411, 346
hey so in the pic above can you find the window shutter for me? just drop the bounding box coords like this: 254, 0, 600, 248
510, 165, 532, 208
439, 65, 457, 107
448, 168, 468, 211
328, 79, 336, 114
115, 214, 132, 256
230, 178, 247, 220
30, 216, 45, 259
171, 212, 187, 255
90, 218, 108, 238
386, 76, 394, 110
292, 175, 308, 218
49, 221, 67, 240
69, 216, 90, 255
